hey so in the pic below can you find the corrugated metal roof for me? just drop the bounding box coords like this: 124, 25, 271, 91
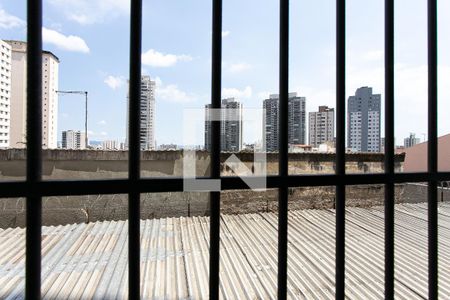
1, 202, 449, 299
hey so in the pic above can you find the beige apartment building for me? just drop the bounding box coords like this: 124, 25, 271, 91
309, 105, 334, 148
0, 40, 12, 148
6, 40, 59, 149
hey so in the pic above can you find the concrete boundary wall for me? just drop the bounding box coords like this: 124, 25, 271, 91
0, 149, 409, 228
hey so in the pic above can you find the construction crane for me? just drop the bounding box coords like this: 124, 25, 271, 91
56, 90, 88, 148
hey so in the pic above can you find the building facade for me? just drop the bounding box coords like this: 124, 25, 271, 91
61, 130, 86, 150
309, 106, 334, 148
0, 40, 11, 148
205, 98, 243, 152
6, 40, 59, 149
347, 87, 381, 152
126, 75, 155, 150
102, 140, 119, 150
404, 133, 421, 148
263, 93, 306, 152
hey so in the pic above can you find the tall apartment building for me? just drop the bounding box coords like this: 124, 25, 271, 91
61, 130, 86, 149
6, 40, 59, 149
404, 133, 421, 148
205, 98, 243, 152
309, 106, 334, 148
0, 40, 12, 148
263, 93, 306, 152
126, 75, 155, 150
347, 87, 381, 152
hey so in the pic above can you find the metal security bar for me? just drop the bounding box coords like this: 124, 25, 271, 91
210, 0, 222, 297
0, 0, 446, 299
427, 0, 438, 298
384, 0, 395, 298
25, 0, 43, 298
335, 0, 346, 298
278, 0, 289, 298
128, 0, 143, 298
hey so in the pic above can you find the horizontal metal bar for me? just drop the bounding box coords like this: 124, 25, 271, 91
1, 172, 450, 198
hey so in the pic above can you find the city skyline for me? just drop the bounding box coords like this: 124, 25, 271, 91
0, 1, 449, 146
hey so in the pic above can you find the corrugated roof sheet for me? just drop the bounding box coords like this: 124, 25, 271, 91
1, 202, 450, 299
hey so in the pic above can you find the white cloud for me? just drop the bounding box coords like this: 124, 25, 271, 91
228, 62, 251, 73
142, 49, 192, 68
222, 86, 252, 99
104, 75, 124, 90
0, 8, 25, 29
222, 30, 230, 38
98, 120, 107, 125
47, 0, 129, 25
42, 27, 90, 53
155, 77, 196, 103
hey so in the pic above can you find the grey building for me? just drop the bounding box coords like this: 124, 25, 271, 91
309, 106, 334, 148
205, 98, 243, 152
263, 93, 306, 152
126, 75, 155, 150
404, 133, 420, 148
347, 87, 381, 152
61, 130, 86, 150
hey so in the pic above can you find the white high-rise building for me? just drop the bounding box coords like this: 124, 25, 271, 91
0, 40, 12, 148
126, 75, 155, 150
6, 40, 59, 149
309, 106, 334, 148
61, 130, 86, 149
347, 87, 381, 152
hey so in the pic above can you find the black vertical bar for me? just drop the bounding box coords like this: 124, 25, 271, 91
427, 0, 438, 298
384, 0, 395, 299
335, 0, 346, 298
128, 0, 142, 298
26, 0, 43, 298
278, 0, 289, 299
210, 0, 222, 298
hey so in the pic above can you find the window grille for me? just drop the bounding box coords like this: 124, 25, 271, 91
0, 0, 446, 299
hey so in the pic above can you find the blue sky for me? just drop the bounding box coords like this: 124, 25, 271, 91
0, 0, 449, 146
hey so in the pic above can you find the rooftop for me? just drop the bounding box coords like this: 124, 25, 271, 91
1, 203, 449, 299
